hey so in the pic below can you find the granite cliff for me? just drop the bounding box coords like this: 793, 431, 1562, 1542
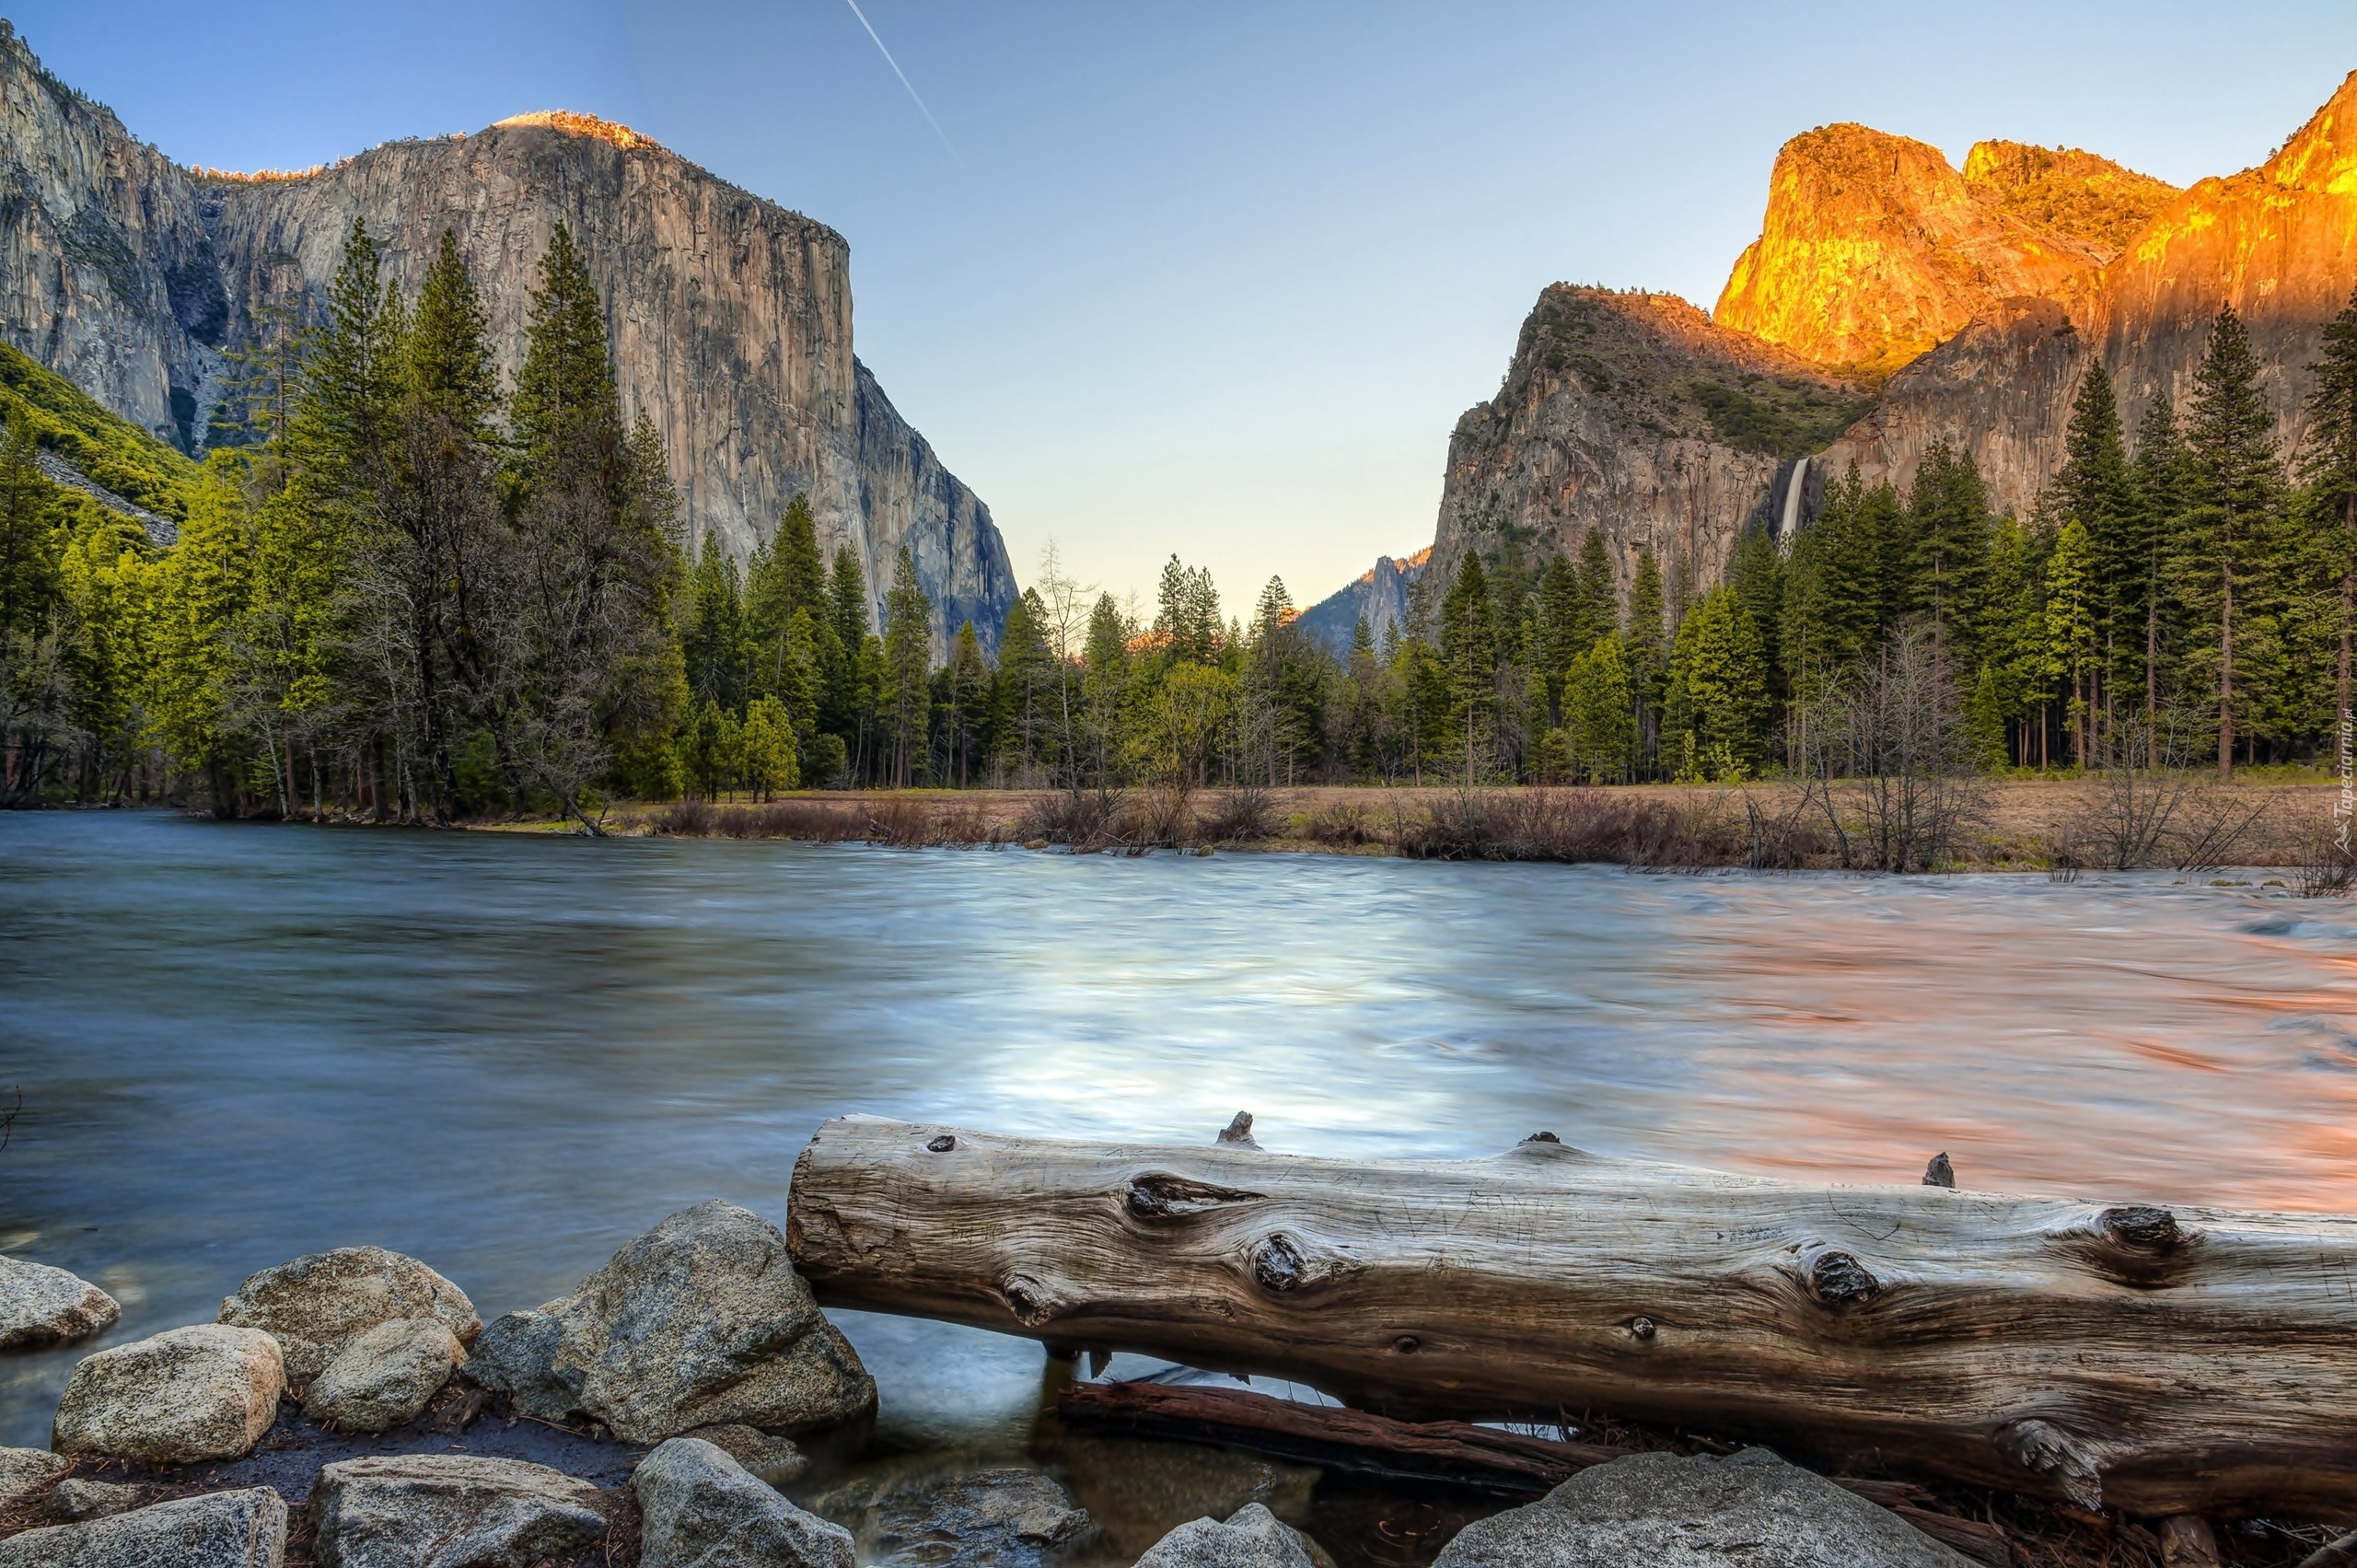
1320, 73, 2353, 632
0, 26, 1016, 647
1294, 546, 1428, 654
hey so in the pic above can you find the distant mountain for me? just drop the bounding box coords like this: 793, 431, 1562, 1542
1307, 71, 2357, 632
1294, 546, 1429, 654
0, 25, 1016, 648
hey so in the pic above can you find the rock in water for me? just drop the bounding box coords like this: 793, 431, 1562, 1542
1135, 1504, 1327, 1568
0, 1486, 287, 1567
307, 1454, 607, 1568
687, 1423, 811, 1487
802, 1460, 1091, 1568
1430, 1448, 1976, 1568
463, 1200, 874, 1443
0, 1446, 68, 1512
219, 1246, 479, 1381
301, 1318, 466, 1433
52, 1323, 285, 1464
0, 1255, 120, 1350
634, 1437, 854, 1568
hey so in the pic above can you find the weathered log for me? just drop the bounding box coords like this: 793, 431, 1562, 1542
1054, 1376, 1622, 1493
786, 1116, 2357, 1516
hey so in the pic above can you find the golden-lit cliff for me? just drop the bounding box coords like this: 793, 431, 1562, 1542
1712, 124, 2177, 377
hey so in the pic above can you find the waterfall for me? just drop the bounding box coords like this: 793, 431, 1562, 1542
1777, 457, 1809, 546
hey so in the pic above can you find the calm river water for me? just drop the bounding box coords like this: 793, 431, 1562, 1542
5, 810, 2356, 1461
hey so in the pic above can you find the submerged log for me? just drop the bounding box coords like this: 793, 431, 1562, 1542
1054, 1376, 1622, 1492
786, 1116, 2357, 1516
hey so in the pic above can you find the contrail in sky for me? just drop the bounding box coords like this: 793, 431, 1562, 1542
841, 0, 964, 170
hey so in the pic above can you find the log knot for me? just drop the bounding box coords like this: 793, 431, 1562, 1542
926, 1134, 958, 1153
1999, 1417, 2104, 1509
1254, 1234, 1309, 1293
1217, 1111, 1260, 1149
1805, 1249, 1882, 1308
1000, 1272, 1065, 1328
1125, 1173, 1265, 1221
2098, 1205, 2181, 1252
1922, 1152, 1955, 1189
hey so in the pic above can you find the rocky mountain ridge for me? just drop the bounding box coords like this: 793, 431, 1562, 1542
0, 24, 1016, 647
1315, 69, 2357, 637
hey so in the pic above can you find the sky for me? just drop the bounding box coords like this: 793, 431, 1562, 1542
17, 2, 2357, 617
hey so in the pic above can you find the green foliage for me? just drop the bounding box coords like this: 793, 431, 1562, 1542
1687, 377, 1875, 459
0, 340, 200, 520
1665, 586, 1769, 781
1565, 632, 1635, 783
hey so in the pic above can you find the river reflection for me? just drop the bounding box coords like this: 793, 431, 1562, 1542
3, 810, 2354, 1452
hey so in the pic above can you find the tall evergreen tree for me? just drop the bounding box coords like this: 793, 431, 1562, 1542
2304, 284, 2357, 803
2177, 306, 2282, 777
1664, 587, 1769, 781
1902, 439, 1994, 668
1623, 546, 1668, 776
2057, 360, 2141, 730
881, 545, 932, 786
1440, 551, 1498, 782
2131, 394, 2190, 719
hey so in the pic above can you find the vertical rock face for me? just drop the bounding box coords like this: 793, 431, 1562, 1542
1294, 547, 1428, 655
1828, 68, 2357, 517
0, 26, 1016, 647
1712, 122, 2174, 377
1424, 286, 1863, 615
1310, 75, 2351, 624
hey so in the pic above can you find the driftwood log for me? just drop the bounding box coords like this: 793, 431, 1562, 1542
786, 1116, 2357, 1516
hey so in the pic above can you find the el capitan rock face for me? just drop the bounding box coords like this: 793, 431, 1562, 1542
0, 26, 1016, 648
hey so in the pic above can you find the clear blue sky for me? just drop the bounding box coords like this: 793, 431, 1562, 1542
18, 3, 2357, 614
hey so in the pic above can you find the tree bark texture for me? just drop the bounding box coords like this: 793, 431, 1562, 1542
787, 1116, 2357, 1516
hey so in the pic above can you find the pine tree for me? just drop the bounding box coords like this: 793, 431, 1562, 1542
882, 545, 932, 786
2178, 306, 2282, 777
1665, 587, 1770, 781
408, 230, 497, 434
945, 619, 988, 786
1564, 631, 1635, 783
747, 493, 824, 699
2057, 360, 2141, 733
822, 544, 867, 744
2044, 520, 2099, 767
1725, 524, 1784, 708
1902, 439, 1994, 669
2131, 395, 2190, 720
1537, 552, 1584, 694
508, 221, 619, 480
1573, 528, 1617, 653
1441, 551, 1498, 783
1623, 546, 1668, 776
2304, 283, 2357, 802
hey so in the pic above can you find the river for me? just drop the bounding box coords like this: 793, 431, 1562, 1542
4, 809, 2354, 1532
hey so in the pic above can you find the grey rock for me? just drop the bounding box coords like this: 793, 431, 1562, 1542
52, 1323, 286, 1464
1136, 1504, 1325, 1568
47, 1478, 149, 1523
462, 1200, 874, 1444
688, 1423, 810, 1487
0, 1446, 68, 1512
219, 1246, 479, 1382
307, 1454, 607, 1568
634, 1437, 854, 1568
0, 1485, 287, 1567
461, 1307, 578, 1423
301, 1318, 465, 1434
803, 1460, 1090, 1568
0, 1255, 120, 1351
1429, 1447, 1976, 1568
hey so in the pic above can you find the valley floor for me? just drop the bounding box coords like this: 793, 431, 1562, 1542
580, 778, 2340, 876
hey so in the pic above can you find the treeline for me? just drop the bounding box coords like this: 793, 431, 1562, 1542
5, 254, 2352, 816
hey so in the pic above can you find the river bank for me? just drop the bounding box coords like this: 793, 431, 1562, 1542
587, 779, 2339, 876
5, 1198, 2352, 1568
